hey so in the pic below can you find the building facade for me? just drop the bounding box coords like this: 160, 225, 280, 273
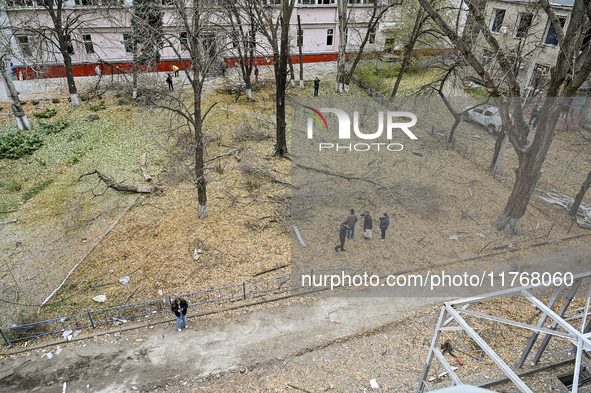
1, 0, 405, 80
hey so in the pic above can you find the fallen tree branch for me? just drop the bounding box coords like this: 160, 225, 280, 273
38, 194, 141, 312
79, 170, 155, 193
293, 163, 402, 204
122, 287, 140, 306
205, 148, 243, 163
0, 219, 17, 225
253, 264, 288, 277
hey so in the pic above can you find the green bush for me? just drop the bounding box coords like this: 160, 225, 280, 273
22, 179, 53, 202
0, 130, 44, 159
38, 118, 70, 135
117, 98, 129, 106
52, 98, 60, 104
89, 100, 106, 111
33, 108, 58, 119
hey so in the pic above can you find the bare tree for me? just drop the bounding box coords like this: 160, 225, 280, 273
417, 0, 591, 234
570, 169, 591, 217
253, 0, 295, 157
9, 0, 100, 107
335, 0, 397, 93
223, 0, 258, 100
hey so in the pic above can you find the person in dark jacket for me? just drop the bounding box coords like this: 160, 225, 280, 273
171, 297, 189, 332
166, 74, 174, 91
361, 211, 372, 239
314, 77, 320, 96
379, 213, 389, 241
345, 209, 358, 239
334, 222, 349, 252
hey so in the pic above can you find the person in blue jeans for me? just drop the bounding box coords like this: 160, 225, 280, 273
346, 209, 358, 239
171, 297, 189, 332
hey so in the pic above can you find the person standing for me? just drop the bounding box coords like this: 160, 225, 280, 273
172, 64, 179, 77
529, 105, 541, 128
346, 209, 358, 239
166, 74, 174, 91
221, 61, 226, 77
334, 222, 349, 252
171, 297, 189, 332
314, 77, 320, 96
379, 213, 389, 241
361, 211, 372, 239
254, 66, 259, 82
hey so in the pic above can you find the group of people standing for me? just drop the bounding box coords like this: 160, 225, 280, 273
334, 209, 390, 252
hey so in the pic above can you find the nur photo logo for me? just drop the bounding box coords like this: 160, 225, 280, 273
303, 105, 419, 152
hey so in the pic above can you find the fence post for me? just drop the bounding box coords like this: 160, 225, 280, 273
0, 329, 12, 348
87, 312, 95, 329
568, 217, 575, 234
548, 223, 554, 237
493, 165, 499, 178
243, 282, 246, 300
431, 126, 434, 135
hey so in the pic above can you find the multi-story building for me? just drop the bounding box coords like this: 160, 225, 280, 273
475, 0, 589, 95
1, 0, 405, 80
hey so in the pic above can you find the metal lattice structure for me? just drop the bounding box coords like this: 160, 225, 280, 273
417, 271, 591, 393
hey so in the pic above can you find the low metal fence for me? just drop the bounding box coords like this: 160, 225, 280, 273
0, 269, 341, 348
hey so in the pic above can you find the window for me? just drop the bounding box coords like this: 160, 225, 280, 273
179, 32, 188, 51
514, 13, 533, 39
75, 0, 122, 5
319, 0, 335, 4
66, 35, 74, 55
267, 0, 281, 5
544, 16, 566, 46
246, 30, 256, 50
123, 34, 135, 53
490, 9, 506, 33
300, 0, 315, 4
327, 29, 334, 46
17, 36, 32, 57
82, 34, 94, 54
368, 27, 376, 44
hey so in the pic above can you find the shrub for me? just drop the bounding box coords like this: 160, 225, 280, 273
117, 98, 129, 105
31, 100, 39, 105
89, 100, 106, 111
38, 118, 70, 135
33, 108, 57, 119
52, 98, 60, 104
22, 179, 53, 202
0, 130, 44, 159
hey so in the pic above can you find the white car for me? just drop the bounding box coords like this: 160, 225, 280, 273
462, 105, 504, 135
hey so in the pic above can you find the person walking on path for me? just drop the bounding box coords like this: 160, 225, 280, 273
171, 297, 189, 332
346, 209, 358, 239
334, 222, 349, 252
166, 74, 174, 91
254, 66, 259, 82
172, 65, 179, 77
379, 213, 389, 241
221, 61, 226, 77
361, 211, 372, 239
314, 77, 320, 96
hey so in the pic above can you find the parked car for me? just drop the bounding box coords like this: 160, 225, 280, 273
462, 105, 506, 135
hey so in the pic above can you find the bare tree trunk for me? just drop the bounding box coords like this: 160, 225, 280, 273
391, 10, 425, 98
335, 0, 347, 93
297, 14, 304, 89
570, 170, 591, 217
193, 80, 207, 219
132, 62, 138, 100
62, 51, 80, 107
0, 58, 30, 130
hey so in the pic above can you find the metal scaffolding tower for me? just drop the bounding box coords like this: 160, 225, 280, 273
417, 272, 591, 393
